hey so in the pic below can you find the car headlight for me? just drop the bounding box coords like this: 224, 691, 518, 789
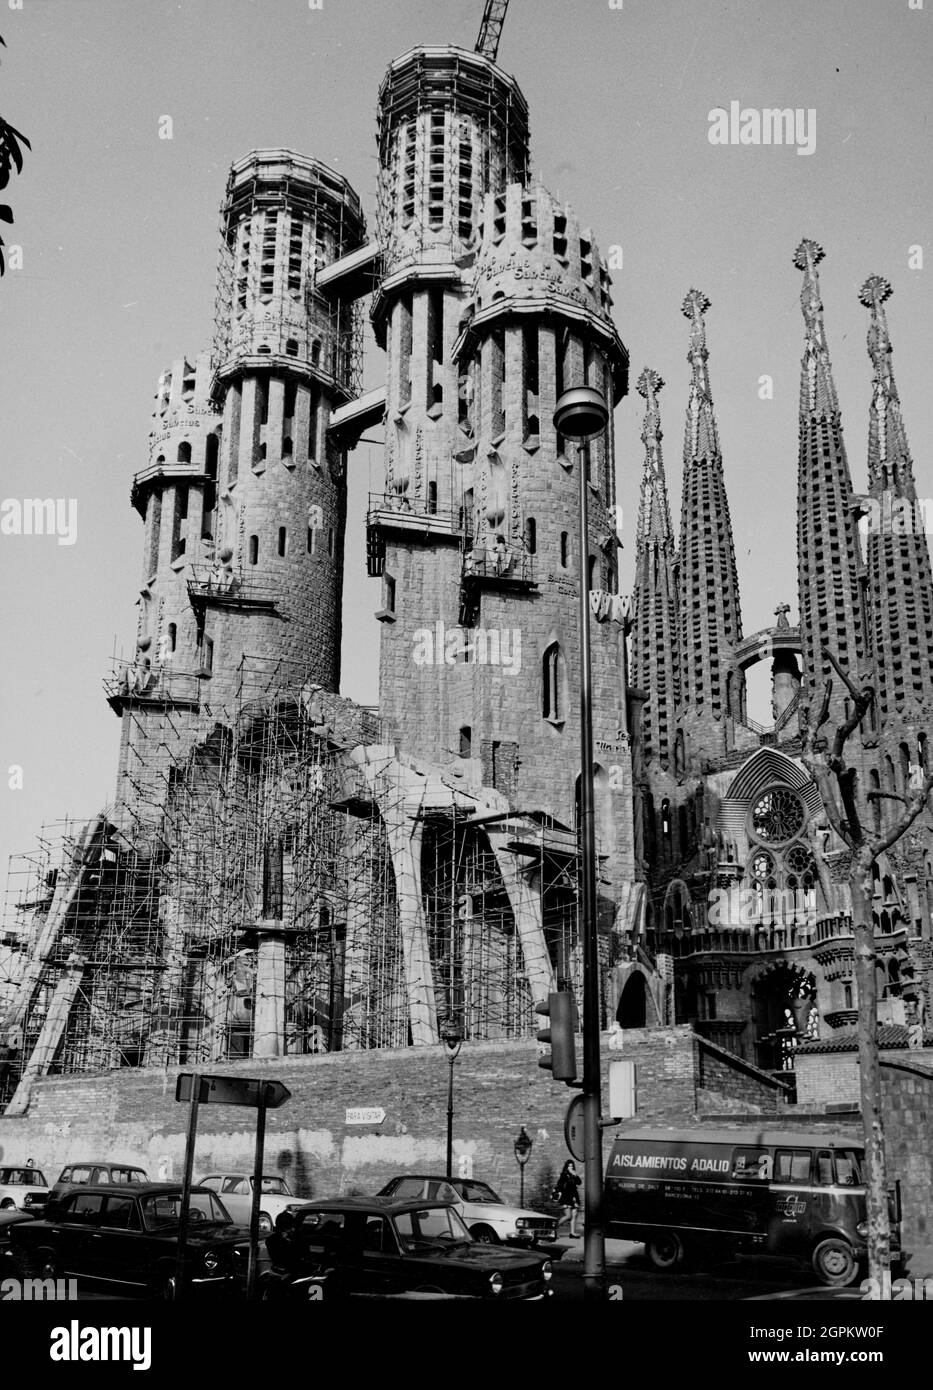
541, 1260, 553, 1282
489, 1272, 504, 1295
856, 1222, 869, 1239
515, 1218, 530, 1229
202, 1249, 219, 1274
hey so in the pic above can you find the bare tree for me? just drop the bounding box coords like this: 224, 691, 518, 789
802, 647, 933, 1295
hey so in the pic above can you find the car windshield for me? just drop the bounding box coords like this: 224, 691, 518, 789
453, 1181, 502, 1204
141, 1191, 230, 1230
0, 1169, 46, 1186
394, 1205, 473, 1250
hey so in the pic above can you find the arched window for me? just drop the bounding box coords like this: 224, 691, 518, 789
282, 436, 293, 457
205, 433, 219, 478
542, 642, 564, 722
277, 527, 287, 557
524, 517, 537, 555
166, 622, 176, 653
844, 983, 853, 1010
249, 535, 259, 566
427, 481, 437, 515
459, 726, 472, 758
587, 554, 597, 590
674, 730, 685, 778
660, 799, 672, 844
285, 339, 299, 357
899, 742, 911, 795
560, 531, 569, 568
869, 768, 881, 833
177, 441, 192, 464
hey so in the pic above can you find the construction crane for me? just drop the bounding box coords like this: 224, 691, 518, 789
475, 0, 510, 63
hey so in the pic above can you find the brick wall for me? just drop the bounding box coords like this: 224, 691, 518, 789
0, 1026, 787, 1209
880, 1059, 933, 1272
796, 1045, 933, 1109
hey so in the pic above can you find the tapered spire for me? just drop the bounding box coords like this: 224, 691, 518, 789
677, 293, 743, 756
859, 275, 933, 737
793, 240, 867, 728
632, 368, 679, 766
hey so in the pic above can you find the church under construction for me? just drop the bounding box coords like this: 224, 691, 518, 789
1, 12, 931, 1118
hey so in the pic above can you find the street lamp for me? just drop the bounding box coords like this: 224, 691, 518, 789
513, 1125, 533, 1207
553, 385, 611, 1302
440, 1016, 463, 1178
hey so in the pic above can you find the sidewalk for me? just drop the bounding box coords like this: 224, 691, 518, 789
554, 1235, 641, 1265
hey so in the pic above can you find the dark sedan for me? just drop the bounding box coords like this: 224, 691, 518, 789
268, 1196, 553, 1300
9, 1183, 250, 1299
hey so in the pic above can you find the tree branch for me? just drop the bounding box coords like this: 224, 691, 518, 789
865, 771, 933, 862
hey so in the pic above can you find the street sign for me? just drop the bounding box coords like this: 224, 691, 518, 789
345, 1107, 386, 1125
175, 1074, 291, 1109
564, 1094, 586, 1162
608, 1059, 637, 1119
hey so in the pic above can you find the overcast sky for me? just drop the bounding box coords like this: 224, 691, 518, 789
0, 0, 930, 886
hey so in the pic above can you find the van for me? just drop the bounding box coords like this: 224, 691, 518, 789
605, 1128, 902, 1287
48, 1162, 149, 1208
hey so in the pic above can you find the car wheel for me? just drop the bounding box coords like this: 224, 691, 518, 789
470, 1224, 499, 1245
153, 1267, 178, 1301
0, 1198, 14, 1210
646, 1231, 686, 1271
258, 1211, 273, 1236
38, 1251, 60, 1281
812, 1238, 858, 1287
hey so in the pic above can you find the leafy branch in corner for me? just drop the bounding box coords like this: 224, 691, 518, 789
0, 33, 32, 276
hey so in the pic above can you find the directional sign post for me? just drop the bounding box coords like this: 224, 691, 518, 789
174, 1073, 292, 1301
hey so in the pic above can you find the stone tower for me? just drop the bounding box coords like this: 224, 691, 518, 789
858, 275, 933, 791
111, 151, 365, 825
368, 45, 531, 766
631, 367, 679, 772
794, 240, 870, 736
209, 151, 366, 693
368, 48, 632, 892
676, 290, 745, 764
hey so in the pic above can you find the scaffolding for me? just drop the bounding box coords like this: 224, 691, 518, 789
1, 657, 610, 1104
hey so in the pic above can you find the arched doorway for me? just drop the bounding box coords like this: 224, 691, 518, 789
617, 971, 648, 1028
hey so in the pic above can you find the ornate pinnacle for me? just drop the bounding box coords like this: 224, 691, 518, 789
636, 367, 664, 401
859, 274, 893, 311
793, 238, 825, 273
681, 288, 711, 324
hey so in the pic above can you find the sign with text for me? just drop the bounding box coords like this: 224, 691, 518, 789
345, 1107, 386, 1125
175, 1074, 291, 1109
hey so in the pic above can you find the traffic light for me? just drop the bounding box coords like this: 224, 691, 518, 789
535, 991, 578, 1083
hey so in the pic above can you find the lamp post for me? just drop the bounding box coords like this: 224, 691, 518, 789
513, 1125, 533, 1207
440, 1016, 463, 1178
553, 386, 611, 1302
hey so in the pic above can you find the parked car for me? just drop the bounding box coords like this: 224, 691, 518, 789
9, 1182, 249, 1299
376, 1175, 558, 1246
198, 1173, 297, 1234
268, 1196, 552, 1300
48, 1161, 149, 1206
0, 1208, 36, 1272
0, 1165, 50, 1211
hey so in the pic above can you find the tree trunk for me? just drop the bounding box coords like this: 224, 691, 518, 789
851, 861, 891, 1296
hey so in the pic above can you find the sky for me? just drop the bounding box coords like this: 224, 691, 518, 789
0, 0, 931, 886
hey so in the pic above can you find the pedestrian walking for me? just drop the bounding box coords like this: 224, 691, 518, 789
553, 1159, 582, 1238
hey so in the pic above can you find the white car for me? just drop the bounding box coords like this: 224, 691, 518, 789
0, 1165, 50, 1211
376, 1175, 558, 1246
198, 1173, 297, 1234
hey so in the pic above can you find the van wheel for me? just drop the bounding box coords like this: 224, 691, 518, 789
812, 1238, 858, 1287
646, 1232, 686, 1271
470, 1224, 499, 1244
